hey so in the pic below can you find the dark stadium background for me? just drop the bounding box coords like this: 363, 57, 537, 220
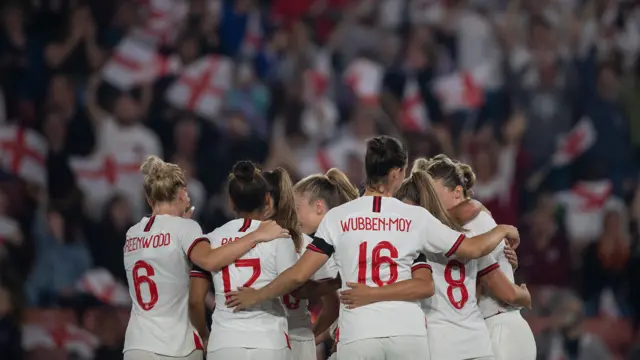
0, 0, 639, 359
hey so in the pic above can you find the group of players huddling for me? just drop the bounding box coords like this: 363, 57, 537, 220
122, 135, 537, 360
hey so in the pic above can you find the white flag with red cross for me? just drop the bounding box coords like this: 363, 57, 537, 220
136, 0, 189, 46
70, 151, 143, 218
552, 117, 597, 167
433, 63, 492, 113
22, 323, 99, 359
0, 125, 47, 187
166, 55, 234, 119
343, 58, 383, 105
303, 50, 332, 102
399, 78, 430, 132
240, 9, 262, 58
76, 268, 131, 306
102, 37, 181, 90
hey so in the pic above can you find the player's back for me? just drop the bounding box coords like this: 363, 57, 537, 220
206, 218, 296, 352
421, 232, 494, 359
123, 215, 205, 356
316, 196, 428, 344
467, 211, 520, 317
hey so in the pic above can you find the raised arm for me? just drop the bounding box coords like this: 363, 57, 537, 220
189, 220, 289, 272
449, 225, 519, 259
339, 255, 434, 309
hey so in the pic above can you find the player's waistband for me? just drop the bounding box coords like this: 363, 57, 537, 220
484, 309, 523, 325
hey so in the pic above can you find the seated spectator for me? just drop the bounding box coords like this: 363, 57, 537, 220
25, 210, 92, 306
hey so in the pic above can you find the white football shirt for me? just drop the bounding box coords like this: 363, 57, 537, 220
421, 229, 497, 359
205, 218, 297, 352
308, 196, 467, 345
123, 215, 207, 356
466, 211, 520, 318
286, 234, 340, 341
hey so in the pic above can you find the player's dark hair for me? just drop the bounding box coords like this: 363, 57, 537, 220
262, 168, 303, 251
364, 135, 408, 188
416, 155, 475, 198
395, 170, 466, 232
294, 168, 360, 209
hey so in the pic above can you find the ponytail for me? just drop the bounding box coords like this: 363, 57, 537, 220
263, 168, 303, 251
325, 168, 360, 204
294, 168, 359, 210
395, 170, 465, 232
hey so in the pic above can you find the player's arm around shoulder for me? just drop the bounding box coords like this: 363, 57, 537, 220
189, 264, 212, 342
189, 220, 289, 272
478, 255, 531, 309
339, 253, 434, 309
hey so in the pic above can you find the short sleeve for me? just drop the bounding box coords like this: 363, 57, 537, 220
476, 254, 499, 278
411, 253, 432, 273
274, 238, 299, 274
417, 208, 467, 257
306, 214, 336, 256
181, 219, 209, 259
190, 263, 212, 281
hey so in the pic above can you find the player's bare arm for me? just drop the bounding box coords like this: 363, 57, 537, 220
312, 291, 340, 338
292, 276, 341, 299
225, 250, 329, 311
480, 269, 531, 309
449, 199, 485, 225
188, 276, 210, 343
504, 244, 518, 269
453, 225, 520, 259
339, 267, 434, 309
190, 220, 289, 272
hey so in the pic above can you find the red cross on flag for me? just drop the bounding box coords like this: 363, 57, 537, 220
240, 9, 262, 58
136, 0, 189, 46
343, 58, 383, 105
22, 323, 99, 359
102, 37, 181, 90
70, 151, 143, 218
433, 63, 492, 113
0, 125, 47, 187
303, 50, 332, 103
552, 117, 596, 167
399, 78, 430, 132
77, 268, 131, 306
166, 55, 234, 120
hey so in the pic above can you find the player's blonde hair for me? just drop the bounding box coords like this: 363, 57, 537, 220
395, 170, 466, 232
293, 168, 360, 210
140, 156, 187, 206
414, 155, 475, 198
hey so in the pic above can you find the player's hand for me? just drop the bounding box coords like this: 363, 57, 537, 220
225, 286, 261, 311
504, 244, 518, 270
183, 206, 195, 219
519, 284, 532, 310
254, 220, 290, 242
501, 225, 520, 250
449, 199, 484, 225
339, 282, 375, 309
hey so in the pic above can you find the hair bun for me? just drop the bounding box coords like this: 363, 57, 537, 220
458, 163, 476, 191
232, 161, 257, 182
140, 156, 166, 179
366, 137, 387, 157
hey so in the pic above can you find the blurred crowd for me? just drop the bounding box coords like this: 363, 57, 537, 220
1, 0, 640, 359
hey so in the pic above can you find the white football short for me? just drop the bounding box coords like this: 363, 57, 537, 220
207, 347, 291, 360
123, 349, 203, 360
485, 311, 536, 360
290, 339, 316, 360
337, 335, 430, 360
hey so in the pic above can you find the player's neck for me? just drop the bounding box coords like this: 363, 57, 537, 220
363, 188, 393, 198
236, 211, 266, 221
152, 203, 182, 217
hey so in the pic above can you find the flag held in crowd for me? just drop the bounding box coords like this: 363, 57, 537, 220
76, 268, 131, 306
551, 117, 596, 167
433, 66, 486, 113
22, 323, 99, 359
166, 55, 235, 120
135, 0, 189, 46
343, 58, 383, 105
400, 78, 430, 132
303, 50, 332, 102
0, 125, 48, 187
